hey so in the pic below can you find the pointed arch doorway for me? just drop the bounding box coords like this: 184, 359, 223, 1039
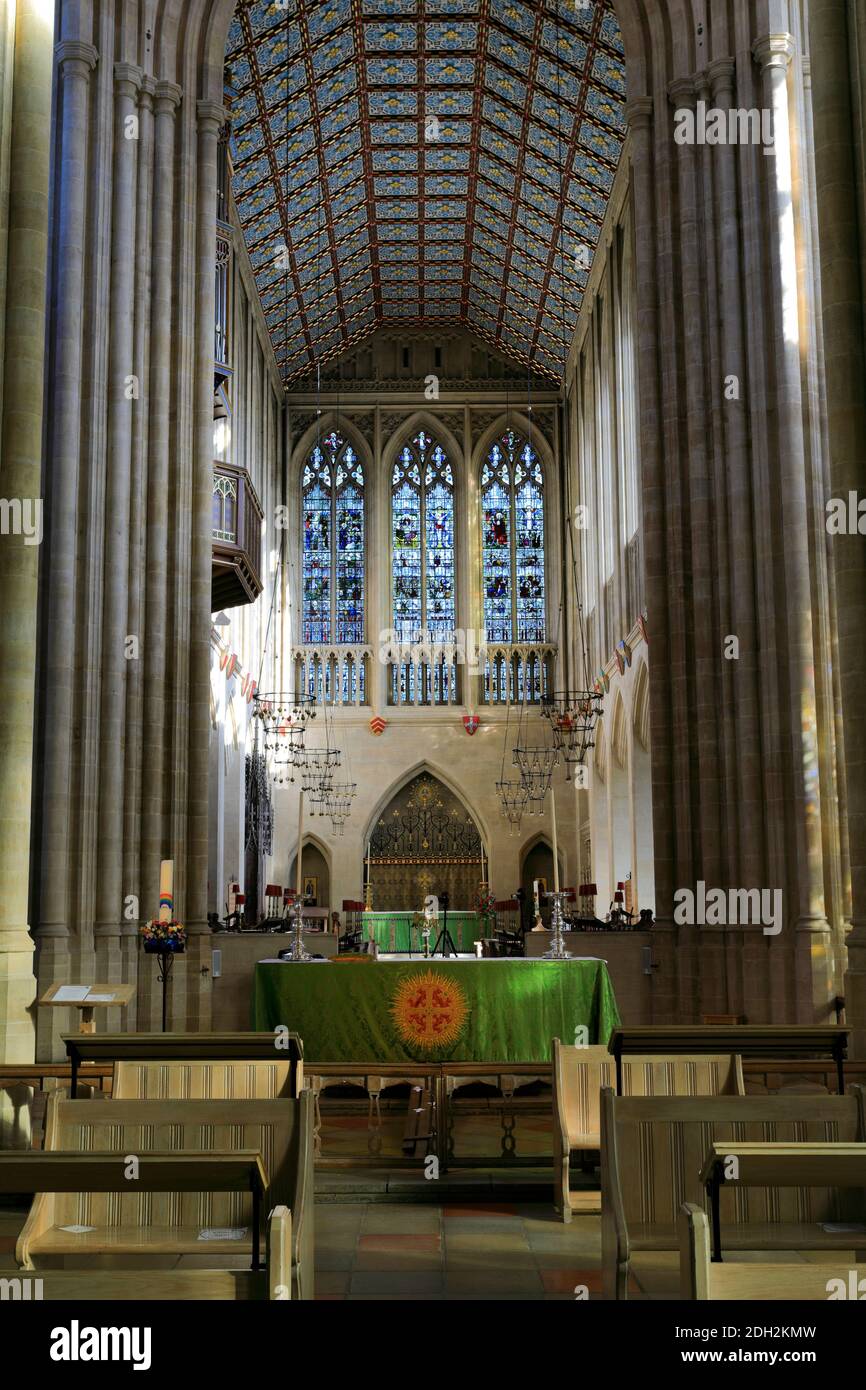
368, 772, 483, 911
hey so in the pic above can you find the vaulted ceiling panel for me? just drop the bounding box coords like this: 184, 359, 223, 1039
226, 0, 625, 385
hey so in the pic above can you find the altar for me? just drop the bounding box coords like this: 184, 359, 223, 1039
252, 957, 620, 1063
362, 910, 482, 953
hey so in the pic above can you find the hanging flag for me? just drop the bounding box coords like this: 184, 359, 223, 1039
369, 715, 387, 737
617, 639, 632, 670
463, 714, 480, 735
638, 613, 649, 646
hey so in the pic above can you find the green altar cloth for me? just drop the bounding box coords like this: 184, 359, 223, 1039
251, 958, 621, 1063
363, 911, 481, 953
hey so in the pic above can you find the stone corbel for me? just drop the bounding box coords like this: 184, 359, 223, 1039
197, 99, 228, 135
55, 39, 98, 78
624, 96, 653, 132
154, 80, 183, 114
706, 57, 736, 104
752, 33, 796, 74
113, 61, 144, 99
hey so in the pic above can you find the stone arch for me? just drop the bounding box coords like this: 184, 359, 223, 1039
471, 409, 556, 486
381, 409, 466, 483
363, 758, 490, 850
610, 688, 629, 770
632, 658, 650, 753
290, 412, 375, 483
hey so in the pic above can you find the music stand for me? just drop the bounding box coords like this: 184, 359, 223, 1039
432, 891, 458, 958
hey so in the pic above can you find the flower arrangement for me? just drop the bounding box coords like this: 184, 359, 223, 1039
475, 887, 496, 932
141, 919, 186, 953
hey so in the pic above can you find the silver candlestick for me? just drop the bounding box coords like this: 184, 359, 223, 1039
285, 896, 312, 961
543, 891, 572, 960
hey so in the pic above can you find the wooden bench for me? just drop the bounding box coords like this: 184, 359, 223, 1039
608, 1026, 849, 1094
112, 1059, 297, 1101
679, 1203, 866, 1301
600, 1087, 866, 1300
3, 1151, 268, 1268
63, 1032, 304, 1099
7, 1214, 292, 1301
552, 1041, 744, 1220
18, 1093, 315, 1300
699, 1140, 866, 1261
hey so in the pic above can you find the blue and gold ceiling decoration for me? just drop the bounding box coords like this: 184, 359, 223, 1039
226, 1, 625, 385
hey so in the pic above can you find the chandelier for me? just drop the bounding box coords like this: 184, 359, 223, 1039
323, 779, 357, 835
253, 692, 317, 774
512, 742, 559, 798
496, 778, 529, 831
541, 690, 603, 777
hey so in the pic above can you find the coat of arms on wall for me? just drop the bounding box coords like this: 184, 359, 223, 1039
369, 715, 387, 736
462, 715, 480, 735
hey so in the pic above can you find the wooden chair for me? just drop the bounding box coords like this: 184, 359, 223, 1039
600, 1087, 866, 1300
552, 1041, 745, 1220
112, 1059, 296, 1101
17, 1093, 315, 1300
679, 1202, 866, 1301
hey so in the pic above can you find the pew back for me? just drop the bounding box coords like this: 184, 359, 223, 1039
18, 1093, 315, 1299
601, 1088, 866, 1298
552, 1041, 744, 1219
113, 1060, 295, 1101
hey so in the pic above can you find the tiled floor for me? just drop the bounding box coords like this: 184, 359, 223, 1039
1, 1199, 853, 1302
314, 1197, 633, 1301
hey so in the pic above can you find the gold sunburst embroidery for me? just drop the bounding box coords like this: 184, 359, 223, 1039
391, 970, 469, 1051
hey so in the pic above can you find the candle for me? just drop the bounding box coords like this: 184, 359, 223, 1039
480, 839, 485, 883
159, 860, 174, 923
296, 791, 304, 898
550, 788, 560, 892
366, 841, 371, 886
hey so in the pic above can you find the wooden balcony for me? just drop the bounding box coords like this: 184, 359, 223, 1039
212, 462, 263, 610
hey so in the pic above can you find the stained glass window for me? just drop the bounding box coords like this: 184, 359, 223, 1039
302, 431, 364, 645
481, 430, 545, 645
391, 430, 455, 643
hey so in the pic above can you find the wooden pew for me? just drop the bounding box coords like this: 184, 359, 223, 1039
113, 1059, 296, 1101
62, 1032, 304, 1099
17, 1093, 315, 1301
600, 1087, 866, 1300
552, 1041, 744, 1220
11, 1212, 292, 1301
679, 1203, 866, 1301
608, 1025, 849, 1094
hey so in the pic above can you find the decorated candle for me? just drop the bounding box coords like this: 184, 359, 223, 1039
550, 789, 560, 893
159, 860, 174, 923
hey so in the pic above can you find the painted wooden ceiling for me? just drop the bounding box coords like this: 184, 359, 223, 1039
225, 1, 625, 385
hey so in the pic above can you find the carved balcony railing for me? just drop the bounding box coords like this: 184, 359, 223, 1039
482, 644, 557, 705
294, 645, 373, 707
212, 462, 263, 609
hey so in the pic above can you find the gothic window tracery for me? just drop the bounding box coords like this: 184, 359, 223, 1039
481, 429, 545, 644
302, 430, 365, 645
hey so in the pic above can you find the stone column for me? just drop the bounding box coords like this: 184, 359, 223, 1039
753, 34, 835, 1018
809, 0, 866, 1055
93, 62, 142, 994
33, 36, 97, 1059
138, 79, 182, 1031
184, 98, 224, 1029
0, 0, 53, 1095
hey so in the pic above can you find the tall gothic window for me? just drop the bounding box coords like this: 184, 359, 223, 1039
481, 429, 545, 644
302, 430, 364, 645
391, 430, 455, 641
